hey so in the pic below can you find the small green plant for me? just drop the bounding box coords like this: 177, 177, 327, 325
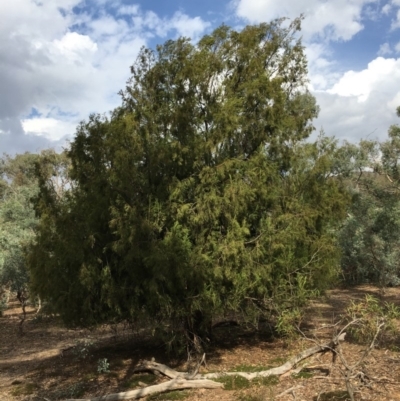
73, 338, 94, 360
276, 308, 303, 340
344, 295, 400, 346
97, 358, 110, 374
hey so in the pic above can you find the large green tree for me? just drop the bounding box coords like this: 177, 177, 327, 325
28, 18, 349, 350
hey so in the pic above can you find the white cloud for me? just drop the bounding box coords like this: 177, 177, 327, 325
169, 11, 211, 40
311, 56, 400, 143
391, 9, 400, 29
327, 57, 400, 102
378, 42, 393, 55
233, 0, 376, 41
382, 3, 391, 14
305, 43, 340, 91
53, 32, 98, 63
117, 5, 140, 16
130, 10, 210, 40
21, 117, 77, 141
0, 1, 211, 154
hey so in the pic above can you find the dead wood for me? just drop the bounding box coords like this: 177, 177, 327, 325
65, 378, 223, 401
64, 333, 346, 401
135, 333, 346, 381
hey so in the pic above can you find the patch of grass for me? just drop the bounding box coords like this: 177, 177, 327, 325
122, 374, 157, 389
253, 375, 279, 386
82, 372, 97, 382
233, 364, 272, 373
215, 375, 251, 390
388, 344, 400, 352
147, 390, 189, 400
53, 382, 87, 399
313, 390, 350, 401
267, 356, 285, 365
292, 370, 313, 379
10, 382, 39, 396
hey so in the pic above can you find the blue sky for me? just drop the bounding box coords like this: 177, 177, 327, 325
1, 0, 400, 154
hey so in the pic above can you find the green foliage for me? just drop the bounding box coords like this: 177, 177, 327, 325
97, 358, 110, 374
275, 307, 302, 339
343, 295, 400, 345
27, 18, 349, 349
73, 338, 94, 360
0, 152, 41, 305
339, 111, 400, 286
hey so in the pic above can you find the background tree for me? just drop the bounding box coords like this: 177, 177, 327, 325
339, 107, 400, 288
0, 152, 40, 313
27, 18, 350, 351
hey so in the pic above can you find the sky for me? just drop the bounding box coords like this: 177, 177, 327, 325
1, 0, 400, 155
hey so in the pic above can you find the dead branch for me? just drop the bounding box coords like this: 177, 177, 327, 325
199, 333, 346, 380
64, 378, 223, 401
64, 333, 347, 401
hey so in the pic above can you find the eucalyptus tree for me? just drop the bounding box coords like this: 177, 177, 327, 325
0, 153, 40, 313
339, 107, 400, 287
28, 18, 349, 350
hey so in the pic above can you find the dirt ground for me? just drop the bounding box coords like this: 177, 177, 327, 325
1, 285, 400, 401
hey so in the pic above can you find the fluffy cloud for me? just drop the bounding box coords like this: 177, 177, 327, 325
0, 1, 211, 154
327, 57, 400, 102
378, 42, 393, 55
312, 57, 400, 143
21, 117, 77, 141
233, 0, 400, 144
233, 0, 377, 41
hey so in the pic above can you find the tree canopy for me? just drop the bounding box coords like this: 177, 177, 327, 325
27, 18, 351, 350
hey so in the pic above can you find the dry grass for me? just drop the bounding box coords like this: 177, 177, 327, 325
1, 285, 400, 401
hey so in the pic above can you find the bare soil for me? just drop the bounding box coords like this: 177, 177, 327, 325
1, 285, 400, 401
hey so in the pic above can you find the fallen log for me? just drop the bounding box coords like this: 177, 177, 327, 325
65, 378, 223, 401
136, 332, 346, 381
65, 333, 346, 401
